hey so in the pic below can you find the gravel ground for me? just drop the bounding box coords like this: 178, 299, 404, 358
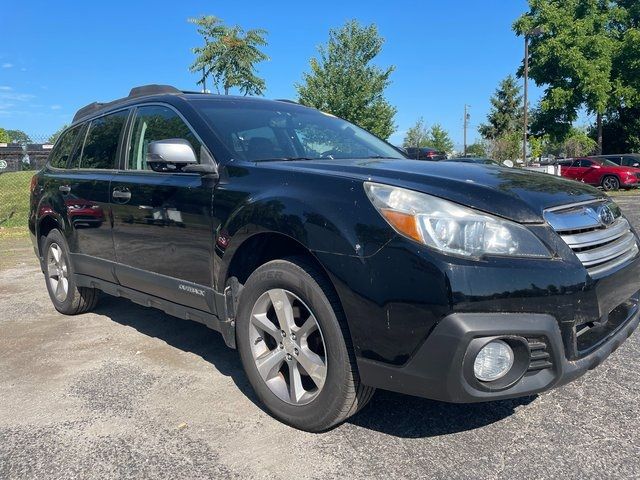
1, 195, 639, 480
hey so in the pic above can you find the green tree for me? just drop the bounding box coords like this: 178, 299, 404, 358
403, 118, 429, 148
465, 142, 487, 157
479, 75, 523, 140
296, 20, 397, 139
486, 131, 522, 162
564, 127, 597, 157
514, 0, 617, 154
597, 105, 640, 153
5, 129, 31, 143
0, 128, 10, 143
189, 15, 269, 96
426, 124, 454, 153
48, 125, 68, 144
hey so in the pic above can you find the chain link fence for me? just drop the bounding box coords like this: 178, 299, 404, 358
0, 134, 54, 232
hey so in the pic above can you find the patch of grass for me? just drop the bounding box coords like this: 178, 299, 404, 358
0, 171, 33, 229
607, 189, 640, 197
0, 227, 30, 240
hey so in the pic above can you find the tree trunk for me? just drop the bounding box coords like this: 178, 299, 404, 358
597, 112, 603, 155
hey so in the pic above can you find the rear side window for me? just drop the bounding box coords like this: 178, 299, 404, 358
77, 110, 128, 169
127, 105, 200, 170
48, 125, 82, 169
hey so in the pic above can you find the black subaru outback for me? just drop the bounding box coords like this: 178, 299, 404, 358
29, 85, 640, 431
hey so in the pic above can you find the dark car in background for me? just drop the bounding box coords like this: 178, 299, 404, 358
559, 157, 640, 191
29, 85, 640, 431
590, 154, 640, 168
404, 146, 447, 161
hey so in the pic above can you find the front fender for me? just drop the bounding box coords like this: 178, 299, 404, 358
212, 171, 395, 289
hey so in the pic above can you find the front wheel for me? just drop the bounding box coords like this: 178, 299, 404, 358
236, 257, 374, 431
601, 175, 620, 191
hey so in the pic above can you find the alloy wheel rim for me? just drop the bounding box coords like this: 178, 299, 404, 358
604, 177, 617, 190
47, 243, 69, 302
249, 288, 328, 405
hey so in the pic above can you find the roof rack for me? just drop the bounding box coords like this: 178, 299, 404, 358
72, 84, 183, 123
128, 84, 181, 98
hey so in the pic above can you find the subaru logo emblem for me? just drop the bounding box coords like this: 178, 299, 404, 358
598, 205, 615, 226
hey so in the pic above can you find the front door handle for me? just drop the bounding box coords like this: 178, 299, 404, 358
59, 185, 71, 194
112, 189, 132, 201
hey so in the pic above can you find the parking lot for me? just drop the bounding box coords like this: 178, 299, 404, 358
1, 194, 639, 479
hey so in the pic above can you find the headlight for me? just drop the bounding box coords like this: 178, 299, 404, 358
364, 182, 550, 258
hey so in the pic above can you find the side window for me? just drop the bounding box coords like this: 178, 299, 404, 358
48, 125, 82, 169
77, 110, 128, 169
127, 105, 200, 170
578, 159, 593, 167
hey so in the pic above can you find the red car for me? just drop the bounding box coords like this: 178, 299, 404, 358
559, 157, 640, 191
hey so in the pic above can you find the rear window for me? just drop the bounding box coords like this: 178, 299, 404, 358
76, 110, 128, 169
48, 125, 82, 169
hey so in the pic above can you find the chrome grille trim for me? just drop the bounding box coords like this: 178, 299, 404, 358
560, 217, 629, 249
544, 200, 639, 278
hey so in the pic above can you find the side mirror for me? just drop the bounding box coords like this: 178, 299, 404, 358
146, 138, 198, 172
502, 160, 514, 168
633, 163, 639, 168
590, 165, 601, 169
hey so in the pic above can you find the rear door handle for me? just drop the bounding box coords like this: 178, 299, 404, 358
112, 188, 132, 201
59, 185, 71, 194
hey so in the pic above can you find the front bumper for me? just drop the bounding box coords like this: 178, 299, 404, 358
357, 298, 639, 402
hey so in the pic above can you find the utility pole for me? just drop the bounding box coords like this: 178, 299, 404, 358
201, 67, 207, 93
523, 37, 529, 166
463, 104, 470, 156
523, 27, 543, 166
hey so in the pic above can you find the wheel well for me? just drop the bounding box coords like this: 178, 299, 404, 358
38, 216, 60, 253
602, 174, 619, 182
226, 233, 327, 287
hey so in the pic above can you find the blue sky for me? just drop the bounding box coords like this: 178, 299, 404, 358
1, 0, 542, 148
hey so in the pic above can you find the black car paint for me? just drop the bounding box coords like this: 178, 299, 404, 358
29, 93, 640, 403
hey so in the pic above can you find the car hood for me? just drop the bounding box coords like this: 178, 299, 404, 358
277, 158, 607, 223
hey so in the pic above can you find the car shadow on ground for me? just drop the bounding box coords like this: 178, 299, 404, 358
95, 296, 535, 438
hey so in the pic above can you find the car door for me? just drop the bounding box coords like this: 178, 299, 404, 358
572, 159, 599, 184
63, 110, 129, 282
110, 104, 217, 313
561, 160, 582, 180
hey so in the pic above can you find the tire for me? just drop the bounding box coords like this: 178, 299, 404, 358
42, 229, 99, 315
601, 175, 620, 191
236, 256, 374, 432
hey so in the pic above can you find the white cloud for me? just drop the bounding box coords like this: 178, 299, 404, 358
0, 86, 11, 91
2, 63, 13, 68
50, 105, 62, 110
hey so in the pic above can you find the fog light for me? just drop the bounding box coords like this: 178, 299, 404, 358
473, 340, 514, 382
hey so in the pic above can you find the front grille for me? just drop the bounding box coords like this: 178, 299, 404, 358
544, 201, 639, 278
527, 337, 553, 372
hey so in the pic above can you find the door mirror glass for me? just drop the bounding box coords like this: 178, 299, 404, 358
146, 139, 197, 172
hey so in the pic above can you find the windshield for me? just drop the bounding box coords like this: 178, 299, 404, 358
197, 100, 404, 162
597, 159, 620, 167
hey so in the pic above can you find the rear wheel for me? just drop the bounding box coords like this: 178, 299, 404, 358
601, 175, 620, 191
42, 229, 99, 315
236, 257, 374, 431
